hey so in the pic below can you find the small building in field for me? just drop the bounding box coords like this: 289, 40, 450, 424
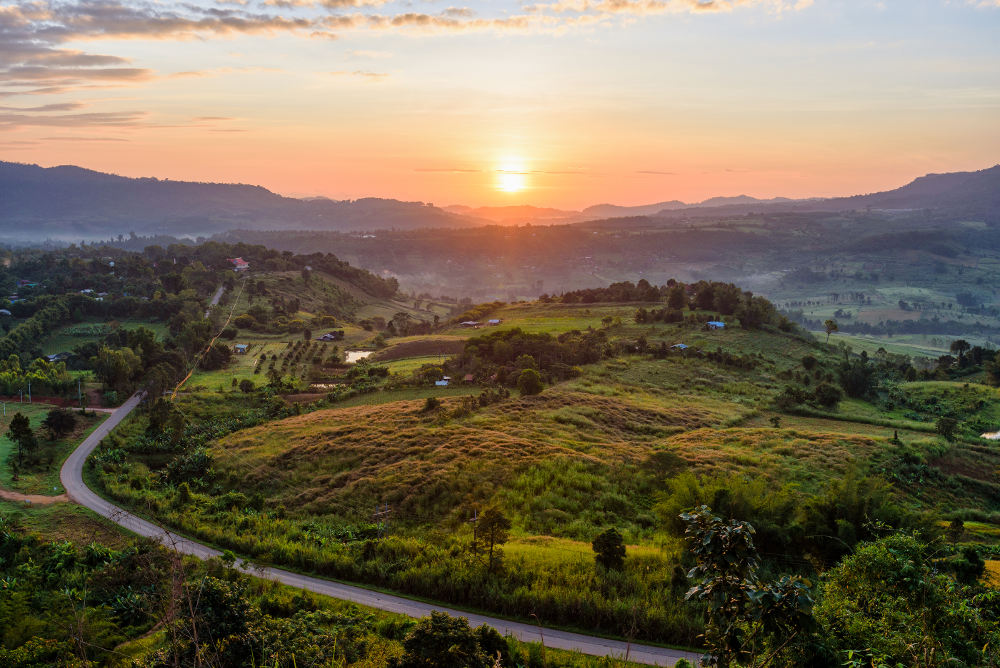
487, 319, 502, 326
435, 379, 450, 387
0, 309, 10, 316
460, 321, 481, 328
671, 343, 688, 350
227, 257, 250, 272
463, 374, 475, 383
234, 344, 249, 354
46, 352, 71, 362
707, 321, 726, 330
317, 330, 345, 342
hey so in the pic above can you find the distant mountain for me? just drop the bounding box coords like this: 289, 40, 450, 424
0, 161, 474, 239
582, 201, 687, 218
814, 165, 1000, 216
443, 204, 584, 224
3, 161, 997, 242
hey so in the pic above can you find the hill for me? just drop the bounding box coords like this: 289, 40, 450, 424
85, 282, 1000, 649
0, 161, 475, 240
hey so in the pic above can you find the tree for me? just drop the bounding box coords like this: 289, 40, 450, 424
680, 505, 814, 668
198, 342, 232, 371
389, 612, 504, 668
92, 346, 143, 394
41, 408, 75, 440
667, 284, 686, 309
478, 508, 511, 572
303, 328, 312, 341
516, 368, 543, 396
6, 412, 37, 466
824, 319, 838, 343
949, 339, 971, 361
592, 528, 626, 570
936, 416, 959, 441
238, 379, 255, 393
811, 382, 842, 409
816, 535, 997, 666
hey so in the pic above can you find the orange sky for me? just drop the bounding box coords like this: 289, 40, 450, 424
1, 1, 998, 208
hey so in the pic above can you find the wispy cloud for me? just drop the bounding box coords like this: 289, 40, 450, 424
330, 69, 390, 80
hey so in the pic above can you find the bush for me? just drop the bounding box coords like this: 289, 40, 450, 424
592, 528, 626, 570
517, 368, 543, 396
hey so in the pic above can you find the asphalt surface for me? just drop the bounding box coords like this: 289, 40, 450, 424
205, 285, 225, 318
61, 392, 702, 666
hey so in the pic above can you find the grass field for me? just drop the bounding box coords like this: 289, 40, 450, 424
41, 318, 169, 356
0, 403, 107, 495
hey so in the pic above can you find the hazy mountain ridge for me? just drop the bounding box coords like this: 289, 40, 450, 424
2, 161, 998, 241
0, 161, 474, 239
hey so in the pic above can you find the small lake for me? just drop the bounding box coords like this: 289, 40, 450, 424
345, 350, 374, 364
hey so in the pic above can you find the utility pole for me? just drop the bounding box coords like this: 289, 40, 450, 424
373, 502, 391, 538
27, 381, 30, 403
468, 508, 479, 554
78, 378, 82, 407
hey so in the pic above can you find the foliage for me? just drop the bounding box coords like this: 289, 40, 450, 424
591, 528, 626, 570
389, 611, 509, 668
517, 368, 543, 395
815, 534, 1000, 667
41, 407, 76, 439
680, 505, 814, 668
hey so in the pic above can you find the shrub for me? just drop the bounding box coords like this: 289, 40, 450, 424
517, 368, 543, 396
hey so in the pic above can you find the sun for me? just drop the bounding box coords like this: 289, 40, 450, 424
496, 159, 528, 193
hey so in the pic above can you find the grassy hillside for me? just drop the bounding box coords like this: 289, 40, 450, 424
88, 294, 1000, 649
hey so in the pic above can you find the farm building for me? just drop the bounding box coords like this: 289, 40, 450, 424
707, 321, 726, 330
487, 319, 502, 326
227, 257, 250, 272
234, 344, 249, 354
670, 343, 688, 350
317, 330, 345, 341
460, 321, 481, 328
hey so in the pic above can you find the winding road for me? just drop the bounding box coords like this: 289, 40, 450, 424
60, 393, 701, 666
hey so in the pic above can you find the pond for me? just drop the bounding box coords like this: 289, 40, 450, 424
345, 350, 374, 364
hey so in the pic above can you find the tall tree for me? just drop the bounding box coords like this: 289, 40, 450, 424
824, 319, 838, 343
6, 412, 37, 466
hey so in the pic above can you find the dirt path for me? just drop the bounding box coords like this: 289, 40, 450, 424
0, 487, 67, 504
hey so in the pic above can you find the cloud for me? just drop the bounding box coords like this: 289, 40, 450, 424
0, 102, 85, 112
415, 167, 481, 173
636, 169, 675, 175
330, 69, 389, 80
41, 135, 129, 141
0, 110, 147, 129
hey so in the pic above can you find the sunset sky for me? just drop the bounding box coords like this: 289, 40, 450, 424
1, 0, 998, 208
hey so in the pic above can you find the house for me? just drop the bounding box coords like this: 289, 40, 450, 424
707, 321, 726, 330
317, 330, 345, 342
234, 344, 249, 354
670, 343, 689, 350
80, 288, 94, 294
46, 352, 71, 362
435, 379, 450, 387
463, 374, 475, 383
227, 257, 250, 272
459, 321, 481, 328
487, 319, 502, 326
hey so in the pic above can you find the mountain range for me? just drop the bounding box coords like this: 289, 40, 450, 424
1, 160, 997, 241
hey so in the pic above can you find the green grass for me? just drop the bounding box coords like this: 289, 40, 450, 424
0, 404, 107, 494
41, 318, 169, 356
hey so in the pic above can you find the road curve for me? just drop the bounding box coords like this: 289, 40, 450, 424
61, 393, 701, 666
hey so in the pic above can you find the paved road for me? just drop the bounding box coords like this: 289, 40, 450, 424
61, 393, 701, 666
205, 285, 225, 318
